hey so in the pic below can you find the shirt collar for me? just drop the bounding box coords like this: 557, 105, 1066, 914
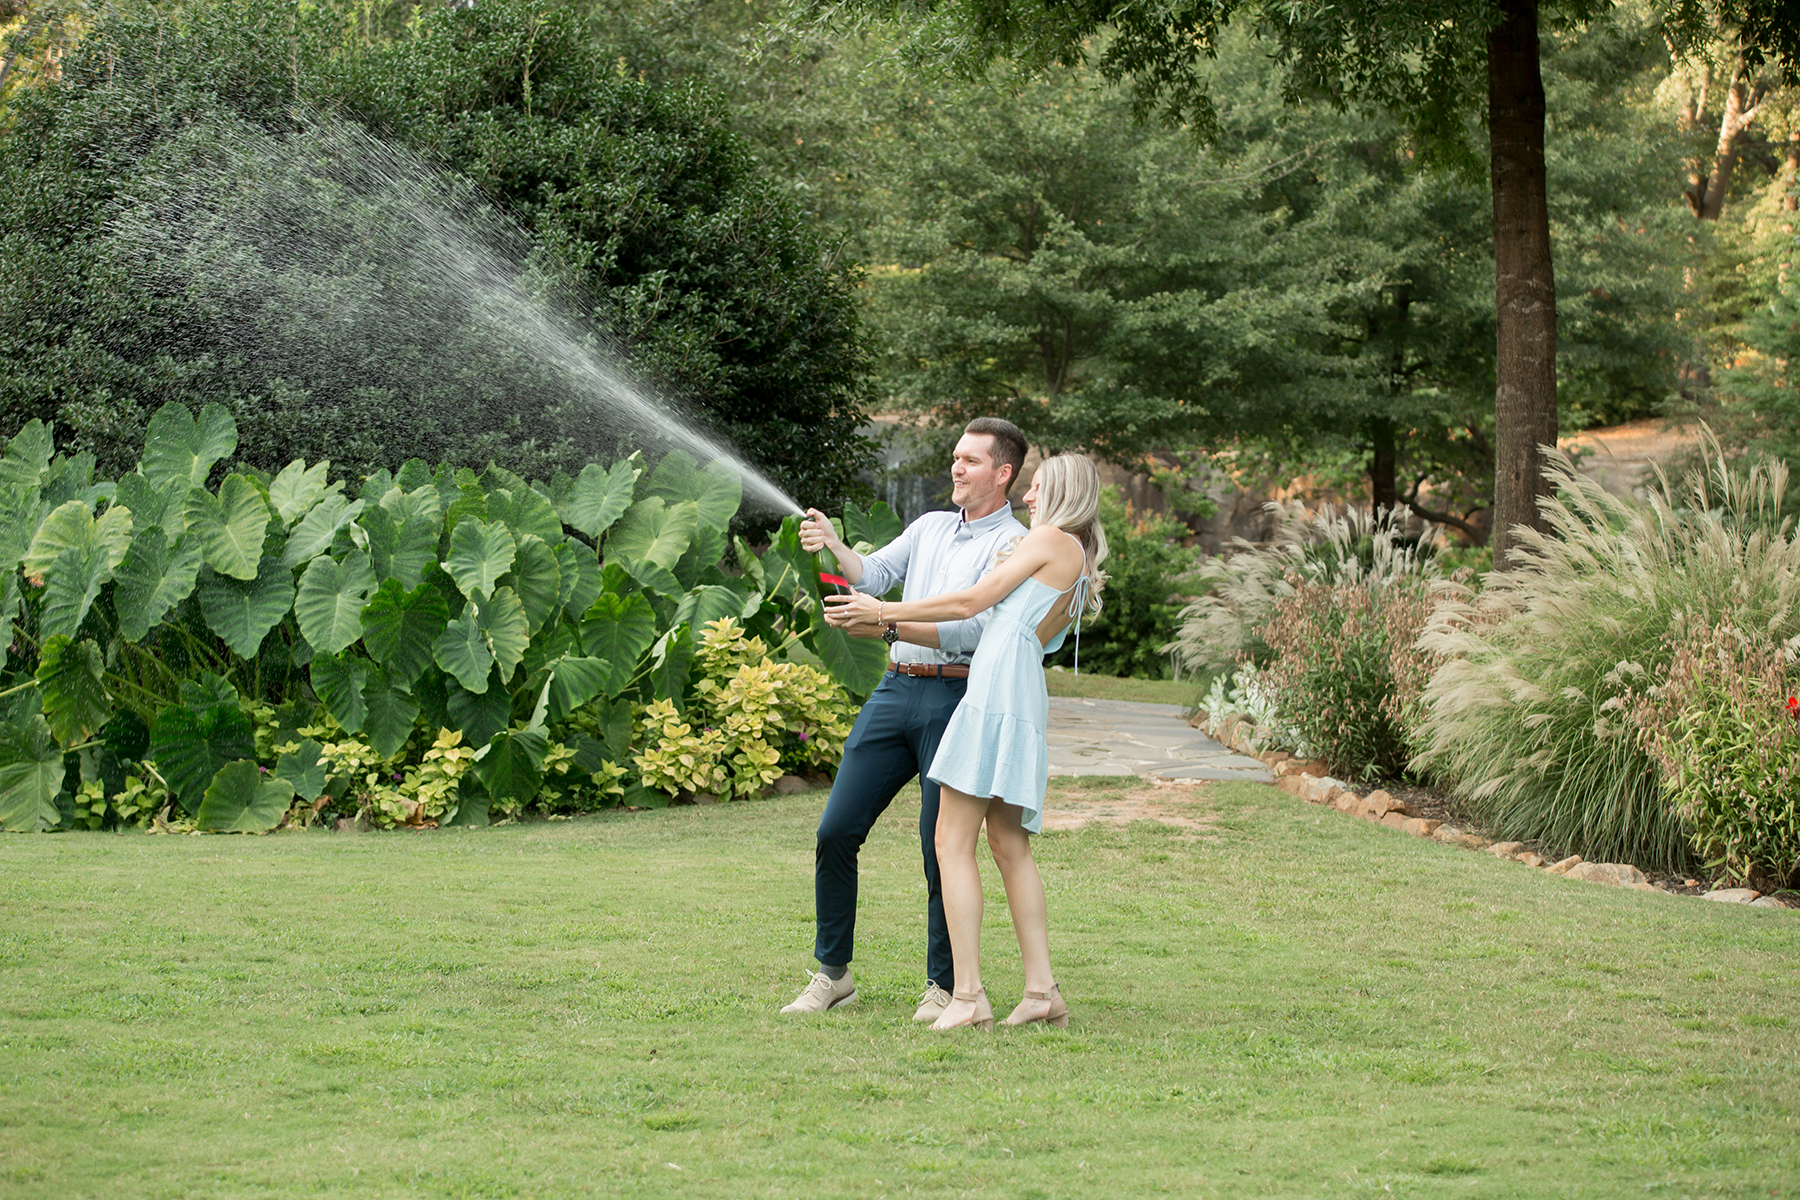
956, 504, 1020, 536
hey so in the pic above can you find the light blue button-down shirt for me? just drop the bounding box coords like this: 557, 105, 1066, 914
853, 505, 1030, 665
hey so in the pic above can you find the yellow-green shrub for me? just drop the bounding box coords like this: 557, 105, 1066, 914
634, 619, 855, 801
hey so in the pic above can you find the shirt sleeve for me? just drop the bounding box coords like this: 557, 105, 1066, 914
935, 521, 1021, 656
852, 517, 917, 597
935, 611, 988, 656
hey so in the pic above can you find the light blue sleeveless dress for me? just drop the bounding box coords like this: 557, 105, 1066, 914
926, 548, 1086, 834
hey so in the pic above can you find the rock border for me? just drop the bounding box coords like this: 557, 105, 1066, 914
1192, 716, 1791, 910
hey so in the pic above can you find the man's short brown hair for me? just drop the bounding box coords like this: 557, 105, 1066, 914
964, 417, 1028, 493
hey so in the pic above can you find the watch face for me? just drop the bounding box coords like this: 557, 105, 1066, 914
883, 625, 899, 645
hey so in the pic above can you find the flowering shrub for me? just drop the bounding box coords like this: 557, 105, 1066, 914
1633, 621, 1800, 888
1260, 578, 1438, 783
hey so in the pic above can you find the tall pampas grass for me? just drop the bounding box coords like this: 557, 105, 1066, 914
1416, 433, 1800, 869
1166, 502, 1442, 677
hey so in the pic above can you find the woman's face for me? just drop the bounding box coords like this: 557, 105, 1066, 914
1023, 470, 1043, 518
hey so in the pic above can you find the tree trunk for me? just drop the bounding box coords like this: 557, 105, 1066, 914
1487, 0, 1557, 567
1698, 69, 1765, 221
1369, 417, 1397, 512
1785, 130, 1798, 214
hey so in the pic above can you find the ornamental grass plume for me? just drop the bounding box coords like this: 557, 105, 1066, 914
1165, 502, 1442, 677
1415, 431, 1800, 870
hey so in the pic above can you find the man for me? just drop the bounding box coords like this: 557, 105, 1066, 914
782, 417, 1030, 1019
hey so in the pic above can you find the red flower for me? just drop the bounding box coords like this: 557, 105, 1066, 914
1787, 696, 1798, 713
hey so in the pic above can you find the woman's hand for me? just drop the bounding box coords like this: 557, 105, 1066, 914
823, 591, 882, 627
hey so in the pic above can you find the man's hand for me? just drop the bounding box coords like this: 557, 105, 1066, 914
799, 508, 864, 584
798, 509, 841, 556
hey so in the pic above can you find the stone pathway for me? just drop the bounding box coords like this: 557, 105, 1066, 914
1045, 697, 1272, 783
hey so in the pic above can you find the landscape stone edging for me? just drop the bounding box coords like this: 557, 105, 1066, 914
1191, 714, 1790, 910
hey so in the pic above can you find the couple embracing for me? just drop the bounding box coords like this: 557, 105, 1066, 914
781, 418, 1108, 1031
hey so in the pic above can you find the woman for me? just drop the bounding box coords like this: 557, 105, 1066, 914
824, 454, 1107, 1031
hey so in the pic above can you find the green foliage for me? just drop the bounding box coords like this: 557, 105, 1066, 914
1416, 442, 1800, 870
0, 408, 896, 832
1044, 488, 1198, 680
1634, 622, 1800, 889
195, 759, 295, 834
0, 713, 66, 832
0, 0, 875, 509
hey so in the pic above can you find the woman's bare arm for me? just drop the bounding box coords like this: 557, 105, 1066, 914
823, 527, 1072, 626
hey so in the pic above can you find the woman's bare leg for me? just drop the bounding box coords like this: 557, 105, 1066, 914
984, 800, 1054, 995
932, 785, 990, 1025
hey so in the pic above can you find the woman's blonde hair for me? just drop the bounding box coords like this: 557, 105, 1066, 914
1031, 454, 1108, 614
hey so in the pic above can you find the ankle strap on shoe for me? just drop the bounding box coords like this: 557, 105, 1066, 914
952, 988, 986, 1002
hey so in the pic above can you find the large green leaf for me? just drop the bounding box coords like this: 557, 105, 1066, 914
487, 486, 563, 546
477, 588, 530, 683
139, 402, 237, 491
673, 524, 727, 590
606, 497, 697, 596
23, 499, 132, 579
810, 616, 891, 697
445, 518, 515, 601
646, 450, 742, 531
432, 608, 493, 693
0, 715, 66, 832
362, 665, 420, 760
362, 486, 440, 589
446, 670, 511, 746
273, 738, 328, 801
39, 544, 107, 643
197, 558, 295, 659
648, 625, 695, 713
0, 421, 52, 490
844, 501, 904, 552
267, 459, 335, 527
672, 585, 744, 637
150, 700, 256, 815
359, 579, 450, 690
113, 528, 204, 642
579, 591, 658, 695
281, 494, 365, 568
558, 458, 639, 539
502, 535, 562, 634
184, 476, 272, 580
196, 759, 295, 833
474, 728, 547, 808
294, 550, 376, 655
310, 652, 370, 733
545, 656, 610, 722
35, 635, 109, 745
556, 542, 603, 617
114, 472, 189, 539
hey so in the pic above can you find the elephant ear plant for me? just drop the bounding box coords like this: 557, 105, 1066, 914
0, 405, 897, 833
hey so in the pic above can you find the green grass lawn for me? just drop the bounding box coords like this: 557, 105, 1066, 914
1043, 670, 1199, 706
2, 777, 1797, 1198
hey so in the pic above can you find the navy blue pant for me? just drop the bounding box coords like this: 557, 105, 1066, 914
814, 672, 963, 986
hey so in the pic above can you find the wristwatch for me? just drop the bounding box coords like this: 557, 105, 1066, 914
883, 622, 900, 646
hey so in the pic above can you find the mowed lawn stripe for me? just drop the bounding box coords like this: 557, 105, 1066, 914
0, 778, 1795, 1198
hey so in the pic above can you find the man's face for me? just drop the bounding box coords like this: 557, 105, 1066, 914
951, 433, 1010, 509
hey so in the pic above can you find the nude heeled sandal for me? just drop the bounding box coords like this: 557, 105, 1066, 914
930, 987, 994, 1032
1001, 983, 1069, 1028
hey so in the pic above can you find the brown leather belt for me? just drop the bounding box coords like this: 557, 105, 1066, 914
888, 662, 971, 679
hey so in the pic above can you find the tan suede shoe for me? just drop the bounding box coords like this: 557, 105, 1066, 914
780, 970, 857, 1014
912, 983, 952, 1023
